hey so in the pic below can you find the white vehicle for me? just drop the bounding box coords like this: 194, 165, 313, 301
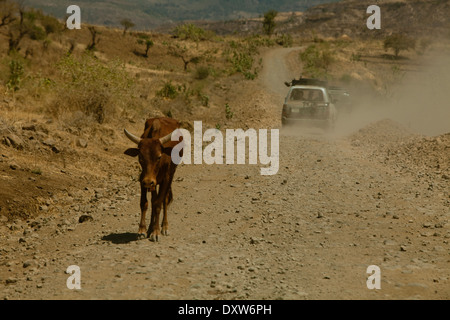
281, 85, 337, 130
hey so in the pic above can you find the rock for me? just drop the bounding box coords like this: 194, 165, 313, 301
383, 240, 396, 246
2, 137, 12, 147
51, 146, 61, 154
6, 134, 23, 149
42, 138, 55, 147
23, 260, 37, 268
79, 215, 93, 223
76, 138, 88, 148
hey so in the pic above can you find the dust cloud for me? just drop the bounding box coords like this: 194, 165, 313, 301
335, 54, 450, 137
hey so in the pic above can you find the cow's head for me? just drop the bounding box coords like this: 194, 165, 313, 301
124, 129, 173, 192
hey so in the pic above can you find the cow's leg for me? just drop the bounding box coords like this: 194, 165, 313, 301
161, 187, 173, 236
137, 184, 148, 239
147, 190, 161, 242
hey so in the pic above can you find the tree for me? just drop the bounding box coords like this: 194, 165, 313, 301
86, 26, 100, 51
120, 18, 134, 35
262, 10, 277, 36
383, 34, 416, 58
136, 34, 153, 58
1, 1, 60, 55
0, 0, 17, 28
167, 43, 201, 71
7, 2, 29, 54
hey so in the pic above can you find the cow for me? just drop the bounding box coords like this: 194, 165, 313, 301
123, 117, 182, 241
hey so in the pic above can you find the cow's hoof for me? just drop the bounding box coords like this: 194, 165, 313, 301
137, 233, 146, 240
161, 229, 169, 236
149, 233, 159, 242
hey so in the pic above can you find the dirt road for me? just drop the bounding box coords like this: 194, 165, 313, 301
0, 48, 448, 300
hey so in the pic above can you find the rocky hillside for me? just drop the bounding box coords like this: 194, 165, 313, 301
187, 0, 450, 38
299, 0, 450, 38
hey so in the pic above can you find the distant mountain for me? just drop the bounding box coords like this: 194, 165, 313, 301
23, 0, 342, 30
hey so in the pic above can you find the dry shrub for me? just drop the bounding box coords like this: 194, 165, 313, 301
49, 52, 135, 125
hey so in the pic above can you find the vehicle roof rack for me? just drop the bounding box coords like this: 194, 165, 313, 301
289, 78, 328, 87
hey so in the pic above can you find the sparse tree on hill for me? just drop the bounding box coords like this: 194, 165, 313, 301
86, 26, 100, 51
137, 34, 153, 58
262, 10, 277, 36
167, 43, 201, 71
383, 33, 416, 58
0, 0, 17, 28
7, 2, 30, 54
120, 18, 135, 35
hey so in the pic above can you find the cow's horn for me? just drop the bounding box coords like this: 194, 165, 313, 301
124, 129, 141, 145
159, 132, 173, 145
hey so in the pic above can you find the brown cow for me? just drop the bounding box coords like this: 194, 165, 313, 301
124, 117, 181, 241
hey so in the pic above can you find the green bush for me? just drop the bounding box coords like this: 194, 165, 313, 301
383, 34, 416, 58
224, 36, 273, 80
51, 53, 134, 124
300, 44, 335, 78
198, 92, 209, 107
276, 34, 293, 47
225, 103, 233, 119
172, 23, 214, 41
6, 59, 24, 92
40, 14, 62, 35
227, 49, 258, 80
28, 25, 46, 41
157, 81, 178, 99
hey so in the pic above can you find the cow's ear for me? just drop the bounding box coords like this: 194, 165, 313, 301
124, 148, 139, 157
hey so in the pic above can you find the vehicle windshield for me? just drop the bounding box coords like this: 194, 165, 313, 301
289, 89, 324, 102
